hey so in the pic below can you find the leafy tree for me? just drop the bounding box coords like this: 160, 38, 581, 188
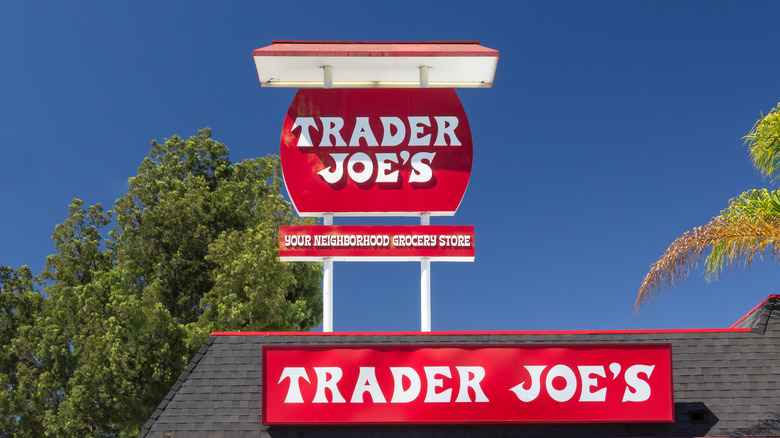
1, 128, 321, 436
637, 103, 780, 309
0, 265, 42, 437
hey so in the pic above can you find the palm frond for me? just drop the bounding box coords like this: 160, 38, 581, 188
635, 213, 780, 312
722, 189, 780, 218
638, 103, 780, 311
744, 103, 780, 182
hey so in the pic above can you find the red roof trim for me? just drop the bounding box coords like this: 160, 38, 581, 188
253, 41, 498, 58
270, 40, 482, 45
730, 294, 780, 328
212, 327, 751, 337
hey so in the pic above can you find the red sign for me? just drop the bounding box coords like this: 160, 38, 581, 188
262, 344, 674, 425
279, 225, 474, 261
280, 89, 473, 216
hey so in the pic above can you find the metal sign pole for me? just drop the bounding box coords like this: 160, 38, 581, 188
421, 212, 431, 332
323, 213, 333, 332
419, 66, 432, 332
321, 65, 335, 333
322, 65, 333, 332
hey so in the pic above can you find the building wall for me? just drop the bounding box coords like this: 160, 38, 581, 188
140, 297, 780, 437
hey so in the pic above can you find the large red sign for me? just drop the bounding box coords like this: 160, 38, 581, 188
280, 89, 473, 216
263, 344, 674, 425
279, 225, 474, 261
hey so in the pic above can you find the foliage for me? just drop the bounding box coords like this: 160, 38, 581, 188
745, 105, 780, 182
636, 104, 780, 310
1, 128, 321, 436
0, 266, 43, 437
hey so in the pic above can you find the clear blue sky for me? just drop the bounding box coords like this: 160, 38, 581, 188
2, 1, 779, 332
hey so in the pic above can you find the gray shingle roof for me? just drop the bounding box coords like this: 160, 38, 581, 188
140, 296, 780, 437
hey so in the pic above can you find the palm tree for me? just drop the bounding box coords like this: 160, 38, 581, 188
636, 103, 780, 311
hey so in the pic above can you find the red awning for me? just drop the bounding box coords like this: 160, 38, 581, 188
253, 40, 498, 58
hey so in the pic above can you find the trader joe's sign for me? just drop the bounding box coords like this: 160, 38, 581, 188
280, 89, 472, 216
262, 344, 674, 425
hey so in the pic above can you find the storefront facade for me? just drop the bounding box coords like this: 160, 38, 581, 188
140, 295, 780, 437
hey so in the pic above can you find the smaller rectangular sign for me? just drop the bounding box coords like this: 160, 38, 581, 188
279, 225, 474, 261
262, 344, 674, 425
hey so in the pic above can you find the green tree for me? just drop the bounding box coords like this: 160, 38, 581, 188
2, 128, 321, 436
2, 200, 113, 436
637, 103, 780, 309
111, 128, 320, 346
0, 265, 43, 437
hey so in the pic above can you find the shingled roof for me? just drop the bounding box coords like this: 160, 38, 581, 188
139, 295, 780, 437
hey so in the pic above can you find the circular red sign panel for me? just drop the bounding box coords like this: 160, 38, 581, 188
280, 89, 473, 216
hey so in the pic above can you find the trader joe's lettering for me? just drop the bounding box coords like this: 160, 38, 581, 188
292, 115, 461, 186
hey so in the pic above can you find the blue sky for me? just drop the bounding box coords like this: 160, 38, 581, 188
2, 1, 779, 332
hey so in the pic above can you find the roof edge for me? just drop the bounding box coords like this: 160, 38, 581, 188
731, 294, 780, 330
732, 295, 780, 334
211, 327, 751, 337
